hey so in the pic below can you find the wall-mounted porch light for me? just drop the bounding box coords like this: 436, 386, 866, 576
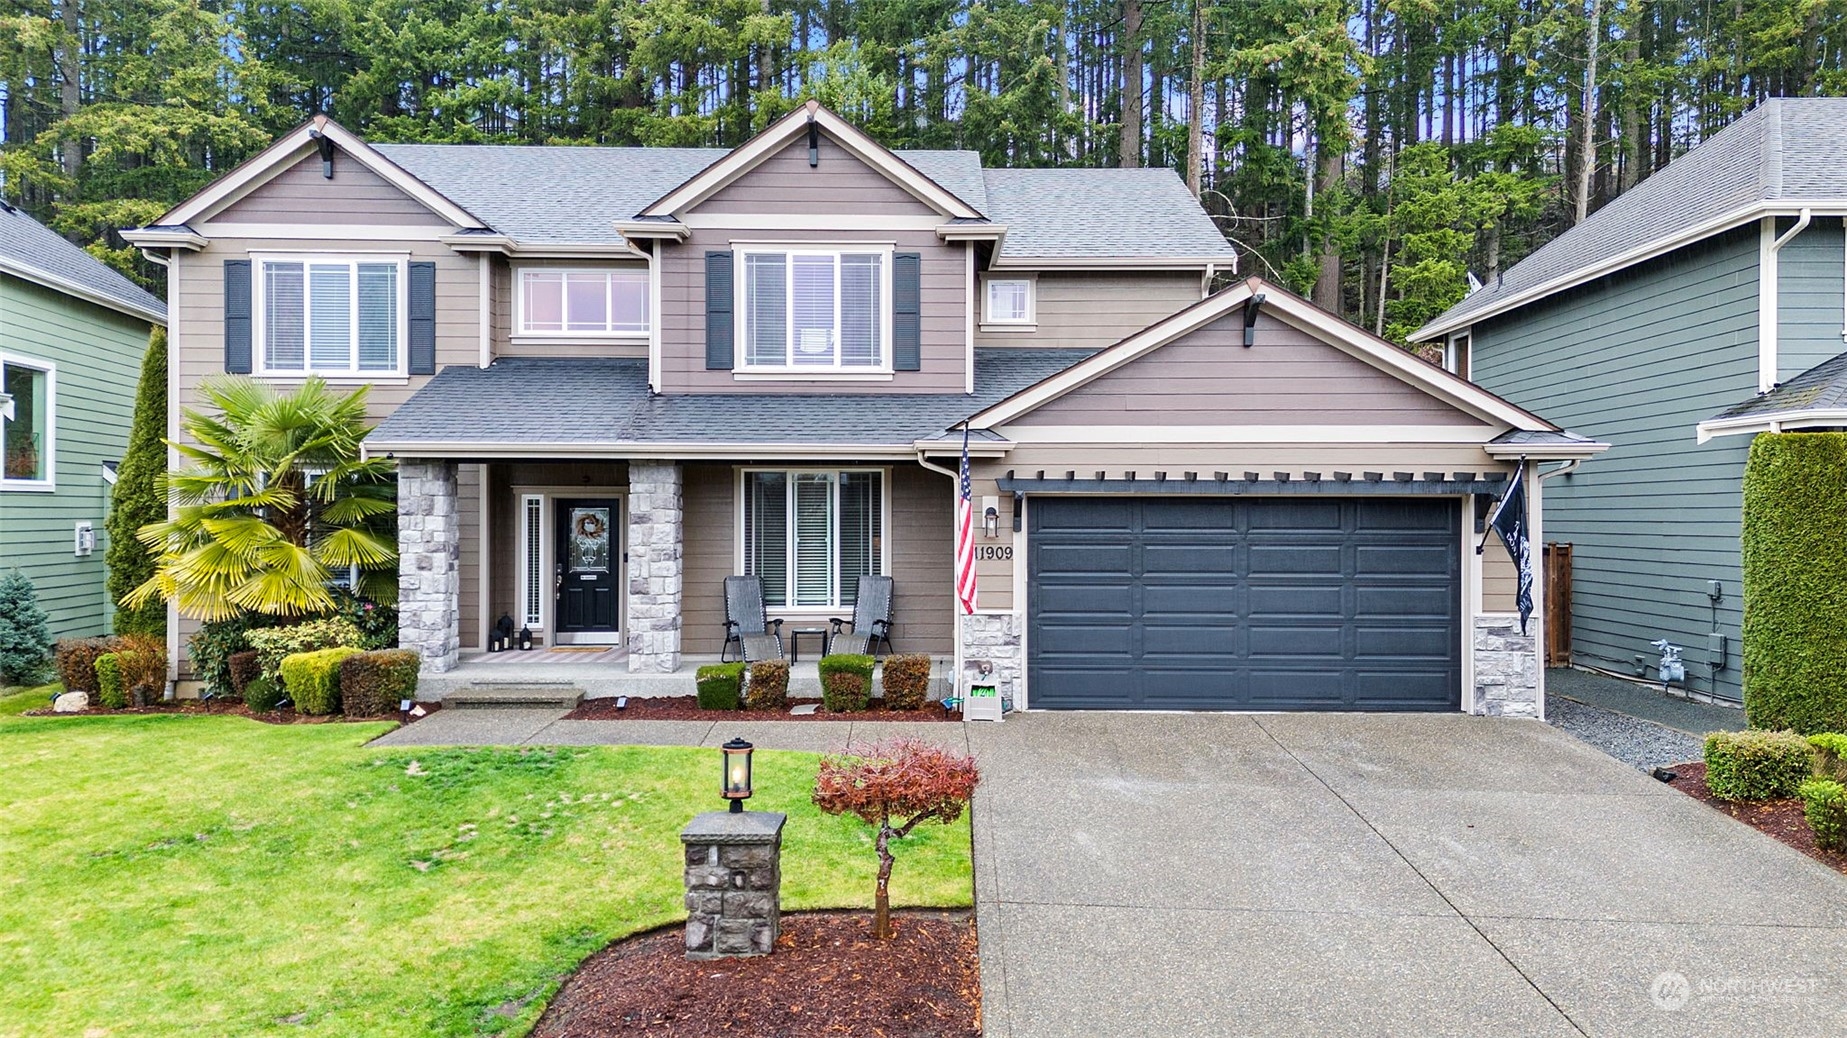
721, 737, 754, 812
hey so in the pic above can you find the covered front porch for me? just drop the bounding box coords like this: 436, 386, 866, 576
393, 455, 957, 680
418, 650, 957, 701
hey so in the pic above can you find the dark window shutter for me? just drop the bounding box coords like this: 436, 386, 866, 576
408, 261, 436, 375
892, 252, 921, 371
223, 260, 252, 373
706, 250, 735, 369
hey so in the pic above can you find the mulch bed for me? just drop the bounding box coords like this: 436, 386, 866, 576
23, 698, 442, 726
531, 910, 979, 1038
1667, 761, 1847, 875
566, 696, 962, 723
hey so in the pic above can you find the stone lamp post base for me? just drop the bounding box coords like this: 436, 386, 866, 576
681, 810, 786, 959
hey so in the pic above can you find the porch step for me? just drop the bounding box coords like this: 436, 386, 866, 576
443, 684, 585, 710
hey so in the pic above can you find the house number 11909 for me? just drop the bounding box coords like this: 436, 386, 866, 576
975, 546, 1013, 561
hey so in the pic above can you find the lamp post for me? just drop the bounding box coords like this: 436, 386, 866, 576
721, 737, 754, 813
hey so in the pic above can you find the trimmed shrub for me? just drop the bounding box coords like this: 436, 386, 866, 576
820, 654, 875, 713
1799, 779, 1847, 851
880, 654, 931, 710
106, 326, 167, 637
95, 653, 127, 709
745, 658, 790, 711
279, 646, 362, 715
54, 636, 122, 693
1809, 733, 1847, 785
244, 675, 286, 712
247, 618, 365, 685
1704, 729, 1814, 801
695, 662, 746, 711
190, 613, 285, 699
115, 633, 168, 704
228, 650, 263, 697
0, 570, 53, 686
339, 649, 421, 717
1742, 433, 1847, 733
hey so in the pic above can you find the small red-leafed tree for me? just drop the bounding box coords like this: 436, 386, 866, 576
812, 737, 981, 939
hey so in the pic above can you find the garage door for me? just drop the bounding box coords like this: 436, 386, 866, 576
1027, 497, 1461, 711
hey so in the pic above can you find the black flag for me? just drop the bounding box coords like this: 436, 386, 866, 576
1485, 462, 1534, 635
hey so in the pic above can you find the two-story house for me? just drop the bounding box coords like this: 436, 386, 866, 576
128, 102, 1601, 717
1, 200, 165, 641
1412, 97, 1847, 706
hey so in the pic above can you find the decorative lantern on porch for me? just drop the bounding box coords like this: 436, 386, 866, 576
519, 626, 534, 651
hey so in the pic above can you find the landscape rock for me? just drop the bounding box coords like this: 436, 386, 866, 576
52, 691, 88, 713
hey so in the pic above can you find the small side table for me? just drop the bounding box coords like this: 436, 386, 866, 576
787, 627, 829, 662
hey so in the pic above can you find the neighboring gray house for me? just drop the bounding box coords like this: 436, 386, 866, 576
1412, 97, 1847, 704
128, 102, 1601, 716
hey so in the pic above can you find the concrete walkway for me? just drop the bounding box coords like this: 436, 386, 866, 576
966, 712, 1847, 1038
368, 708, 971, 754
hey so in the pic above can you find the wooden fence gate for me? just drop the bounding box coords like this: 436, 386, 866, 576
1543, 542, 1572, 667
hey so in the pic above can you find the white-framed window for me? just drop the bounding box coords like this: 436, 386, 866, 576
254, 254, 407, 377
0, 352, 55, 490
1446, 330, 1472, 379
739, 468, 886, 609
982, 276, 1035, 327
517, 268, 649, 336
737, 245, 892, 371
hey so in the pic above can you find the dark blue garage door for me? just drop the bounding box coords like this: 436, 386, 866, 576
1028, 497, 1461, 711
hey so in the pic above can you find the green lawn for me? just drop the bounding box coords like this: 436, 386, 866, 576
0, 687, 972, 1037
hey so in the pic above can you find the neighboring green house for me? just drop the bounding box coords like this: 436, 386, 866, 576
1412, 98, 1847, 705
0, 199, 166, 641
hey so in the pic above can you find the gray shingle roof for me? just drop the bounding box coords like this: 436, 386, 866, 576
370, 348, 1095, 449
0, 199, 165, 323
1488, 429, 1606, 449
373, 142, 1227, 261
1416, 98, 1847, 339
1708, 350, 1847, 422
981, 167, 1236, 260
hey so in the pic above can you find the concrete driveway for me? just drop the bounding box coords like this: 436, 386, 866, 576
966, 712, 1847, 1038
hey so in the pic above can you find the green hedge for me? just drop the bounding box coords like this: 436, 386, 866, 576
1742, 433, 1847, 733
744, 658, 790, 711
819, 653, 875, 713
247, 618, 365, 685
279, 647, 363, 715
1799, 779, 1847, 851
695, 662, 745, 711
244, 675, 286, 712
1810, 733, 1847, 784
339, 649, 421, 717
880, 653, 931, 710
94, 653, 127, 710
1704, 729, 1814, 801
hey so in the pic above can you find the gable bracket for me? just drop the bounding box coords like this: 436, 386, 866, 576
1243, 292, 1267, 347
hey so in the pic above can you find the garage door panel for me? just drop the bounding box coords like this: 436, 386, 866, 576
1247, 545, 1343, 575
1029, 497, 1459, 712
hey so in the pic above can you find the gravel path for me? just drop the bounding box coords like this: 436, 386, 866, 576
1546, 695, 1705, 771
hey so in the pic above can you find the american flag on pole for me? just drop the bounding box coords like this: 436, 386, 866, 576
954, 424, 980, 615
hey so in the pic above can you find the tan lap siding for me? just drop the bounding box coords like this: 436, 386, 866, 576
207, 153, 449, 226
681, 463, 735, 655
694, 136, 939, 216
457, 463, 481, 648
1011, 311, 1484, 427
1481, 545, 1521, 613
974, 271, 1202, 350
656, 227, 968, 394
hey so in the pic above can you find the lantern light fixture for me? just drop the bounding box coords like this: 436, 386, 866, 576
721, 737, 754, 813
518, 626, 534, 651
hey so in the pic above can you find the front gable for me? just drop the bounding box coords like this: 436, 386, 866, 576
691, 133, 940, 218
207, 150, 453, 227
975, 279, 1553, 435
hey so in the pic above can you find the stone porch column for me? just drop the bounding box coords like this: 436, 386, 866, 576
628, 461, 683, 672
398, 459, 460, 674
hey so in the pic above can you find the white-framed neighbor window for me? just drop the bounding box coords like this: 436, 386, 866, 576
1446, 330, 1472, 379
0, 352, 55, 490
517, 268, 649, 336
254, 254, 407, 377
982, 276, 1035, 327
739, 468, 886, 609
736, 245, 892, 371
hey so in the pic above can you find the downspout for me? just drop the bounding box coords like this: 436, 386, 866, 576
1759, 208, 1813, 392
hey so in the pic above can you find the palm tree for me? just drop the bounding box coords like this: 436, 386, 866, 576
126, 376, 398, 620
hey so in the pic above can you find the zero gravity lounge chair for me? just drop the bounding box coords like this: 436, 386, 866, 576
722, 575, 785, 663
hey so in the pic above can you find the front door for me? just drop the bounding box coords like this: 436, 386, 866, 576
555, 498, 621, 643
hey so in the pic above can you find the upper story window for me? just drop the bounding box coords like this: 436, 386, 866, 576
738, 246, 890, 371
1, 353, 54, 489
983, 276, 1035, 327
257, 256, 405, 376
1445, 331, 1471, 379
519, 268, 649, 336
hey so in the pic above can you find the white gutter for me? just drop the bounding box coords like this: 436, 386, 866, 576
1759, 208, 1814, 392
361, 440, 926, 461
0, 255, 168, 325
1696, 407, 1847, 443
